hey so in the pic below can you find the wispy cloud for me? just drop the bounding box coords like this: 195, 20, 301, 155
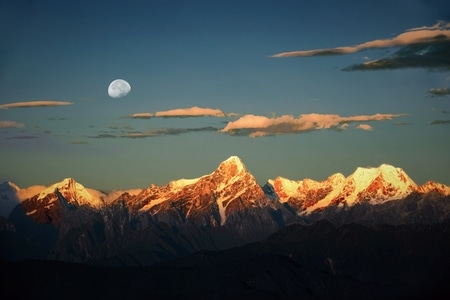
357, 124, 373, 131
0, 101, 73, 109
89, 127, 218, 139
271, 21, 450, 71
89, 133, 117, 139
6, 135, 37, 139
70, 140, 88, 144
272, 21, 450, 57
0, 120, 25, 128
131, 113, 153, 119
131, 106, 226, 118
429, 119, 450, 125
428, 88, 450, 97
220, 113, 403, 137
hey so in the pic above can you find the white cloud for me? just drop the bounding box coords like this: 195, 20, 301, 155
271, 21, 450, 58
17, 185, 46, 201
357, 124, 373, 131
338, 123, 349, 131
86, 188, 142, 204
132, 106, 226, 118
0, 120, 25, 128
220, 113, 402, 137
131, 113, 154, 119
0, 101, 73, 109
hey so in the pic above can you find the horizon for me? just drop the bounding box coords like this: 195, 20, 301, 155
1, 1, 449, 191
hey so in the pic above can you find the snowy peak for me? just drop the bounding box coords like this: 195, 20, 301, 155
130, 156, 266, 226
223, 155, 245, 165
15, 178, 104, 227
303, 164, 419, 213
36, 177, 103, 207
349, 164, 417, 201
343, 164, 417, 202
216, 155, 247, 178
348, 164, 417, 203
351, 164, 415, 187
267, 173, 345, 211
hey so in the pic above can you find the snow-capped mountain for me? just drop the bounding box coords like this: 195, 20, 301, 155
303, 164, 418, 213
122, 156, 268, 226
37, 178, 104, 207
267, 173, 345, 211
17, 178, 105, 226
4, 157, 450, 227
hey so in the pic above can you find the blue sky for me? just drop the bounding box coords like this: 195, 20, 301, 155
1, 0, 449, 191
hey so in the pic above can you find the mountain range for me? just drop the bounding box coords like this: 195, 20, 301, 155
1, 156, 449, 221
1, 156, 450, 298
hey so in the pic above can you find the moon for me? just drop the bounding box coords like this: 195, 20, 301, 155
108, 79, 131, 98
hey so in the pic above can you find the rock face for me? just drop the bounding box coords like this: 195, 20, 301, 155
2, 156, 450, 266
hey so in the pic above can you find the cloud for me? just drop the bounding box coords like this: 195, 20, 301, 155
337, 123, 349, 131
272, 21, 450, 57
89, 127, 218, 139
89, 133, 117, 139
131, 106, 226, 118
357, 124, 373, 131
70, 140, 88, 144
271, 21, 450, 71
0, 120, 25, 128
6, 136, 37, 139
131, 113, 153, 119
0, 101, 73, 109
428, 87, 450, 97
220, 113, 403, 137
343, 40, 450, 71
429, 119, 450, 125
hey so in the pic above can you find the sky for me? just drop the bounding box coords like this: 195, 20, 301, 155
1, 0, 449, 191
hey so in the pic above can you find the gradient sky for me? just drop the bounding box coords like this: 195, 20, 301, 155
1, 0, 449, 191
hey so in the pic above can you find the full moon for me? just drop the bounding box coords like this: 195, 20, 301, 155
108, 79, 131, 98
